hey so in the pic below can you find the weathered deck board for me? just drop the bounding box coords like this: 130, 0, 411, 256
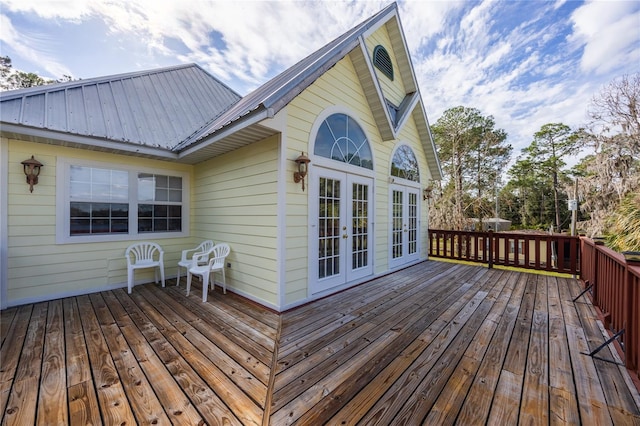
63, 297, 101, 426
111, 287, 239, 425
0, 307, 16, 347
37, 299, 68, 425
455, 272, 527, 425
4, 303, 48, 426
0, 261, 638, 425
0, 304, 33, 419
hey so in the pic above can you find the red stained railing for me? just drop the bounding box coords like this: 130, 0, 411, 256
580, 238, 640, 379
427, 229, 580, 275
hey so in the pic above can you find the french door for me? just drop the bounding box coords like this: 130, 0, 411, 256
389, 184, 420, 269
311, 168, 373, 294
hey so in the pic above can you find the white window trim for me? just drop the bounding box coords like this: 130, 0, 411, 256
310, 106, 376, 179
56, 157, 190, 244
389, 143, 422, 187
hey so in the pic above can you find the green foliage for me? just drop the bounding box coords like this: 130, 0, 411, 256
504, 123, 579, 232
430, 106, 511, 229
605, 192, 640, 252
1, 55, 76, 91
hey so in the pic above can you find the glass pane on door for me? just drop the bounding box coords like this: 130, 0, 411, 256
318, 177, 341, 279
351, 182, 369, 269
408, 191, 418, 255
392, 190, 403, 259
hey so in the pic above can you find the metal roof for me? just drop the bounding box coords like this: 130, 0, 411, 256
0, 63, 241, 151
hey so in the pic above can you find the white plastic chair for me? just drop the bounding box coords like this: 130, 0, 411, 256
125, 242, 165, 293
186, 243, 230, 302
176, 240, 214, 286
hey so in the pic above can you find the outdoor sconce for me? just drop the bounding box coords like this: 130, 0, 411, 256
21, 155, 43, 193
423, 182, 434, 200
294, 152, 311, 191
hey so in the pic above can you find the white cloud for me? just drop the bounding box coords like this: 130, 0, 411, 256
0, 13, 72, 77
569, 0, 640, 74
0, 0, 636, 167
0, 0, 93, 20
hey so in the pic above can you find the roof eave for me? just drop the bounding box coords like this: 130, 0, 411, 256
350, 41, 395, 141
0, 123, 178, 160
176, 107, 274, 161
412, 103, 443, 180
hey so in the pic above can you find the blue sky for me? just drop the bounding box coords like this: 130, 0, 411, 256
1, 0, 638, 158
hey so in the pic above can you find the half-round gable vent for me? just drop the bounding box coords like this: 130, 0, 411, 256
373, 45, 394, 81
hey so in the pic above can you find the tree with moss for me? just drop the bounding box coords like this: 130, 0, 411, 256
430, 106, 511, 229
575, 74, 640, 239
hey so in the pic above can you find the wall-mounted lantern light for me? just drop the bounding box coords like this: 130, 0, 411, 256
293, 152, 311, 191
21, 155, 43, 193
423, 181, 434, 201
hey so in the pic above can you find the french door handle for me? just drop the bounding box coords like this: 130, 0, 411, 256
342, 234, 348, 239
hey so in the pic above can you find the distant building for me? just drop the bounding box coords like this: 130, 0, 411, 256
470, 218, 512, 232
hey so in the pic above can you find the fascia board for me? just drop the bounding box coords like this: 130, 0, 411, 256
354, 38, 396, 141
176, 108, 272, 159
394, 92, 419, 134
361, 7, 398, 40
0, 122, 178, 160
385, 12, 418, 94
412, 102, 443, 180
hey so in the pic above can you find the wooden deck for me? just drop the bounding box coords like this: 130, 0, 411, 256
1, 261, 639, 425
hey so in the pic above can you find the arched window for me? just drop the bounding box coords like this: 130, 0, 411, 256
314, 113, 373, 169
373, 45, 393, 80
391, 145, 420, 182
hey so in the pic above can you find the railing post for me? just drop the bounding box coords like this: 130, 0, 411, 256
592, 241, 599, 303
624, 261, 639, 375
488, 230, 494, 269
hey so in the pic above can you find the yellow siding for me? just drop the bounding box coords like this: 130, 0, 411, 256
5, 140, 193, 305
365, 25, 407, 106
193, 136, 280, 307
282, 49, 434, 306
397, 115, 432, 263
284, 55, 385, 305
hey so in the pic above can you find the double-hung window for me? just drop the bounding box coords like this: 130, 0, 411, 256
57, 159, 188, 243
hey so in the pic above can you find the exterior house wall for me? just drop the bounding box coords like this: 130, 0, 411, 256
4, 139, 194, 306
394, 116, 432, 262
280, 37, 434, 308
283, 54, 383, 307
365, 26, 407, 107
0, 4, 440, 312
193, 135, 280, 308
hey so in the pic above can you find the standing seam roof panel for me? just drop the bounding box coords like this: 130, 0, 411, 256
83, 84, 107, 137
158, 71, 202, 138
140, 74, 178, 145
125, 77, 153, 144
0, 64, 244, 150
46, 90, 67, 132
66, 87, 88, 134
111, 79, 142, 143
22, 94, 45, 127
0, 98, 21, 123
96, 82, 122, 141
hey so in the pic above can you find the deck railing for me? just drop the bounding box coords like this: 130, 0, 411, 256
427, 229, 580, 275
580, 238, 640, 379
426, 229, 638, 378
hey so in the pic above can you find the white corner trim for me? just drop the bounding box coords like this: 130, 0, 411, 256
0, 139, 8, 310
